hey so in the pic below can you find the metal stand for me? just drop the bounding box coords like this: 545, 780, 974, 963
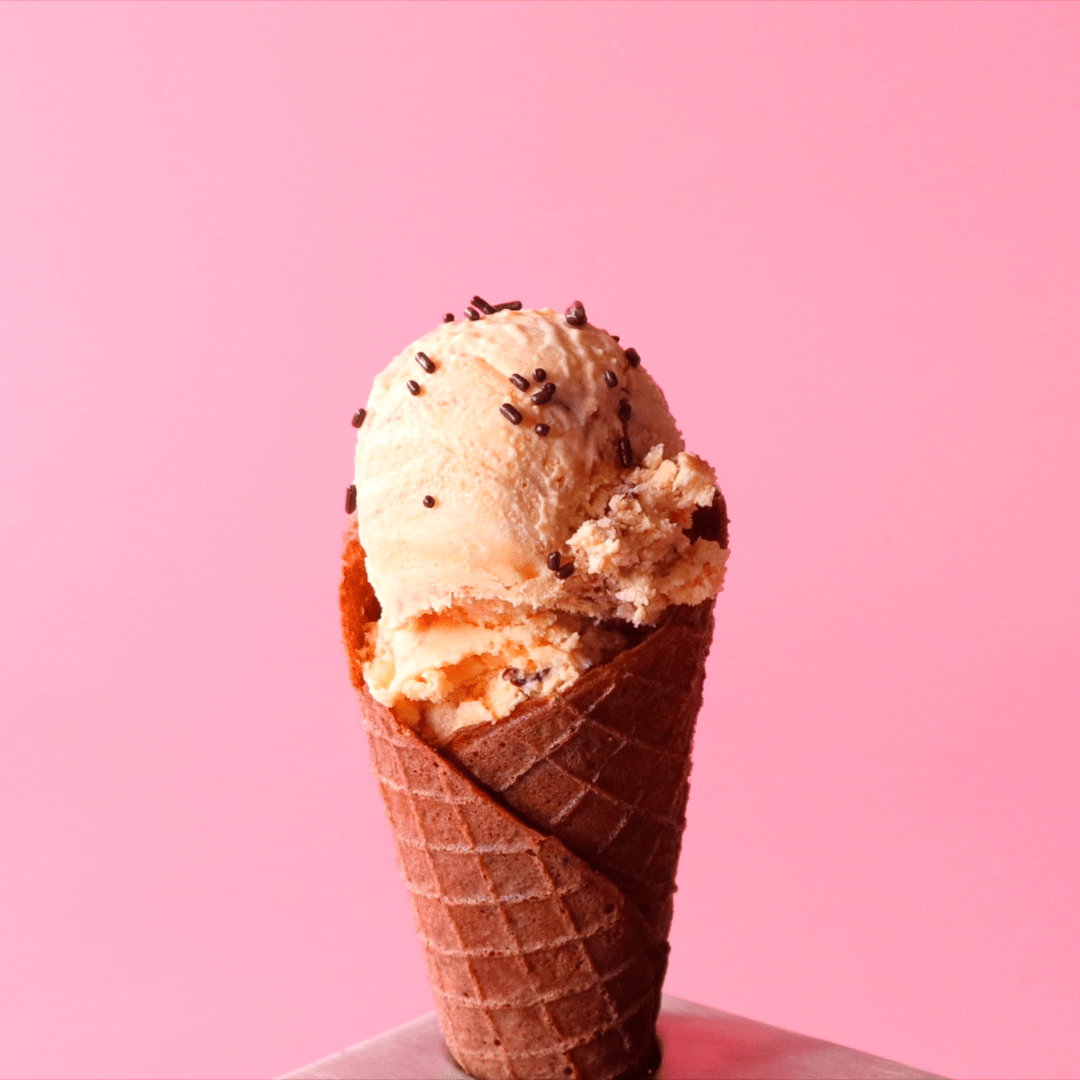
281, 994, 946, 1079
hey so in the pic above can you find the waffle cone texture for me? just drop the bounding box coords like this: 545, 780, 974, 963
340, 521, 715, 1080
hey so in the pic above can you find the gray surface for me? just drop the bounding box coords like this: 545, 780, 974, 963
280, 994, 946, 1079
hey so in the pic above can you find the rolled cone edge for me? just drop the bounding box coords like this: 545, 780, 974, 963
442, 598, 714, 946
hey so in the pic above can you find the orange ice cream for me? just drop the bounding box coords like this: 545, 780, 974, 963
350, 303, 728, 744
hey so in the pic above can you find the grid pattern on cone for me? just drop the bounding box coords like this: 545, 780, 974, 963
363, 695, 664, 1080
444, 602, 714, 941
338, 524, 713, 1080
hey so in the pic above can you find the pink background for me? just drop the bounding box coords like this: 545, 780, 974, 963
1, 3, 1078, 1078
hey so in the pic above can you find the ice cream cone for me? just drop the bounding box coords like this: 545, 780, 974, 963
341, 523, 715, 1080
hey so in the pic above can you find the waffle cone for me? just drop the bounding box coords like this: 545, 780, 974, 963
341, 523, 714, 1080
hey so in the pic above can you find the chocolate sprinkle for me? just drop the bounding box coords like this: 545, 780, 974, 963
625, 347, 641, 367
471, 295, 496, 314
533, 368, 547, 382
531, 382, 555, 405
406, 379, 421, 396
415, 351, 435, 374
502, 667, 528, 687
443, 313, 454, 323
603, 370, 618, 388
612, 335, 620, 342
557, 563, 576, 579
504, 667, 548, 686
547, 551, 562, 571
565, 300, 587, 327
351, 408, 366, 428
492, 300, 523, 312
345, 484, 357, 514
685, 492, 729, 548
423, 495, 435, 508
534, 423, 550, 436
465, 306, 480, 321
618, 436, 633, 468
500, 403, 523, 425
509, 373, 530, 391
619, 399, 632, 423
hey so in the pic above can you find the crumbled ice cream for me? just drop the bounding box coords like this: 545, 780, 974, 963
567, 445, 727, 626
351, 305, 728, 745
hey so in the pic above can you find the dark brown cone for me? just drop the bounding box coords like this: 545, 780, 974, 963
340, 523, 714, 1080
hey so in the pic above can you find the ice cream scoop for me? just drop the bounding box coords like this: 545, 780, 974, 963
351, 304, 728, 744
